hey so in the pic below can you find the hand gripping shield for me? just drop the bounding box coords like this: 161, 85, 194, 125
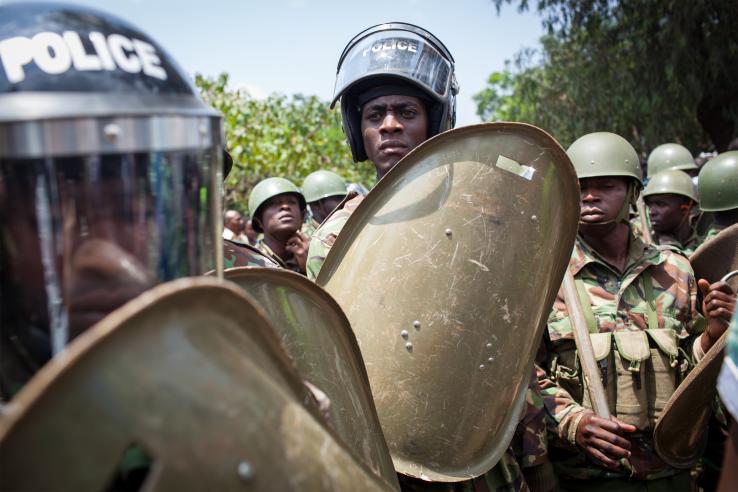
0, 278, 393, 492
317, 122, 580, 481
223, 267, 399, 489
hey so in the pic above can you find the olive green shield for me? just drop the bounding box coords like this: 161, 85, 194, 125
317, 122, 580, 481
223, 267, 399, 490
653, 333, 727, 468
0, 278, 392, 492
690, 223, 738, 287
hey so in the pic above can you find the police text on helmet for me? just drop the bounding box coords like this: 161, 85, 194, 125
0, 31, 167, 84
362, 38, 418, 57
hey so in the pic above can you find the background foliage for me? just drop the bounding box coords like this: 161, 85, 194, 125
196, 73, 373, 212
476, 0, 738, 157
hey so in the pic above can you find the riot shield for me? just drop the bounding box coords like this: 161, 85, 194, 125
0, 278, 392, 491
653, 333, 726, 468
318, 122, 580, 481
690, 223, 738, 287
222, 267, 399, 489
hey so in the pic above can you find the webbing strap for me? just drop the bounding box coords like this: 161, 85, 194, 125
642, 269, 660, 330
574, 278, 598, 334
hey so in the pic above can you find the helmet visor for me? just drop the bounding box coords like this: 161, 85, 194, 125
0, 149, 220, 360
332, 31, 452, 108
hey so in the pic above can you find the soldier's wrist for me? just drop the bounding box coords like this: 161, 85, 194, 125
567, 409, 589, 446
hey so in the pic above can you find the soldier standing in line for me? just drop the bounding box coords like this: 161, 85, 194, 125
220, 151, 279, 268
308, 22, 554, 492
642, 169, 701, 255
537, 132, 735, 491
697, 151, 738, 244
302, 169, 348, 228
248, 177, 310, 274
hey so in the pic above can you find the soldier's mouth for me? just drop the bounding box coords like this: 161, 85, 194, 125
580, 207, 604, 218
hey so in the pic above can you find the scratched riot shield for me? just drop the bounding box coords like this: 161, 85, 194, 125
0, 278, 393, 492
318, 122, 580, 481
223, 267, 399, 489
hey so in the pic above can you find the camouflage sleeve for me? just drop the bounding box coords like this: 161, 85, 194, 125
536, 340, 587, 447
512, 368, 548, 468
306, 215, 348, 281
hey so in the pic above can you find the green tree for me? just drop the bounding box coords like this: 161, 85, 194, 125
196, 73, 372, 212
477, 1, 738, 155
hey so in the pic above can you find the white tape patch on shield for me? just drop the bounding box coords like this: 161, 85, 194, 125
495, 154, 536, 181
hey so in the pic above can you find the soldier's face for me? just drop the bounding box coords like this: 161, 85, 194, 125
310, 195, 344, 224
361, 95, 428, 179
579, 177, 629, 224
645, 194, 690, 233
258, 193, 303, 237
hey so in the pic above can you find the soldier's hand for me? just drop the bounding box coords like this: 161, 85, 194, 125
575, 411, 635, 471
286, 231, 310, 273
699, 279, 736, 351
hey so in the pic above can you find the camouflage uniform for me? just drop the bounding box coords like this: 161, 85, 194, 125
223, 239, 279, 269
306, 194, 364, 280
538, 230, 704, 485
301, 215, 321, 241
629, 215, 700, 256
255, 241, 302, 273
650, 231, 699, 257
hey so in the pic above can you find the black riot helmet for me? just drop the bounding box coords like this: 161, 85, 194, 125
332, 22, 459, 162
0, 2, 224, 393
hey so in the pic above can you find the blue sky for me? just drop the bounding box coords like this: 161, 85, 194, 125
20, 0, 544, 125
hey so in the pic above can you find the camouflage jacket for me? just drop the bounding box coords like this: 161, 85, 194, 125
223, 239, 279, 269
302, 215, 320, 240
255, 240, 303, 274
538, 230, 704, 481
652, 231, 700, 257
629, 216, 700, 256
306, 194, 364, 280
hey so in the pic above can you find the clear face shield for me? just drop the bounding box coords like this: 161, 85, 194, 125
0, 132, 222, 364
332, 30, 454, 108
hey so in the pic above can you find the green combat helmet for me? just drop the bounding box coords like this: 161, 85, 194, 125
302, 170, 348, 204
647, 143, 698, 177
567, 132, 642, 223
698, 151, 738, 212
248, 177, 306, 232
567, 132, 642, 183
643, 169, 698, 202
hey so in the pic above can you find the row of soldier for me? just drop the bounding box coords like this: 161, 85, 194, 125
2, 3, 738, 492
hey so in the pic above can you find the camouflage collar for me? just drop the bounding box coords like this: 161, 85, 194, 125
570, 228, 665, 278
256, 241, 290, 270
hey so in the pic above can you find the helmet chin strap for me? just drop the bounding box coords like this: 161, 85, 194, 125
578, 181, 636, 226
